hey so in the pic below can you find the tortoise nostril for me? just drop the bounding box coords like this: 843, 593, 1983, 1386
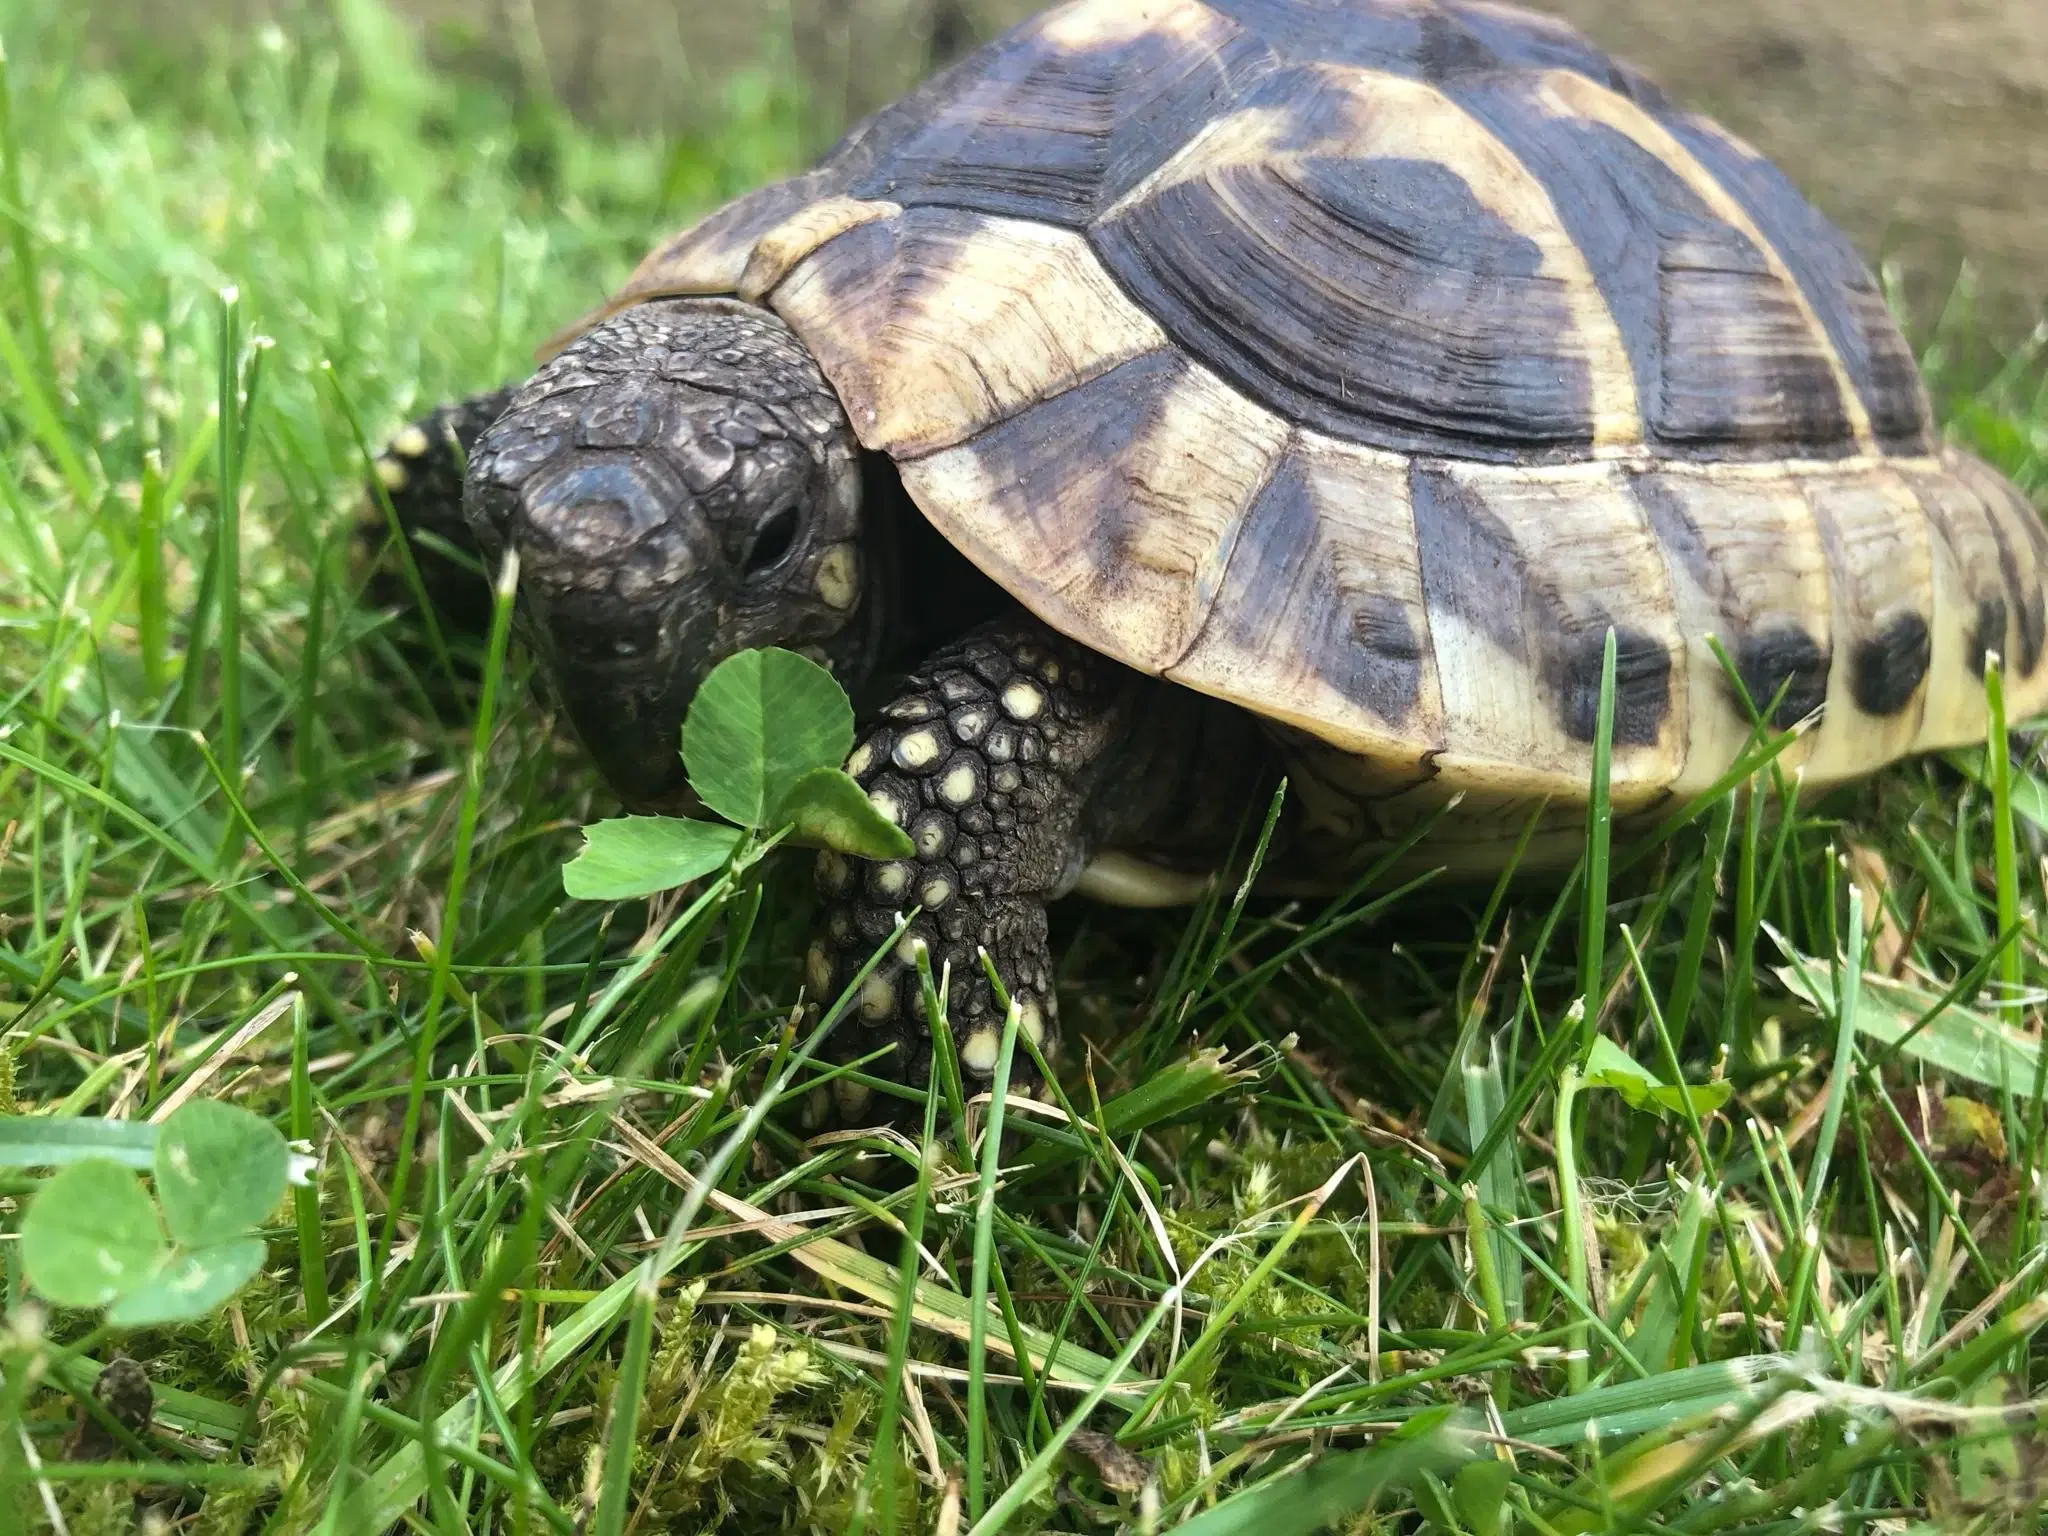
742, 504, 802, 578
550, 605, 662, 667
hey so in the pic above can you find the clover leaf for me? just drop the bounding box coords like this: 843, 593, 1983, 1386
16, 1100, 287, 1325
562, 816, 745, 901
683, 648, 854, 828
563, 648, 911, 903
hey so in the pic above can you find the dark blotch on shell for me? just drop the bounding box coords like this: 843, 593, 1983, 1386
1736, 625, 1831, 729
1559, 625, 1671, 745
1851, 613, 1931, 716
1969, 596, 2010, 678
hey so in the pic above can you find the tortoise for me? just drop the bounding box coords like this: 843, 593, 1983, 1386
374, 0, 2048, 1104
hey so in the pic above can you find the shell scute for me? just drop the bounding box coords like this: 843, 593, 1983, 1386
1655, 113, 1934, 455
845, 0, 1270, 228
1171, 431, 1441, 757
1406, 460, 1687, 801
1090, 63, 1641, 461
768, 207, 1167, 457
899, 349, 1291, 675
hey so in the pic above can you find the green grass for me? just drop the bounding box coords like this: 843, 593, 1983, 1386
5, 2, 2048, 1532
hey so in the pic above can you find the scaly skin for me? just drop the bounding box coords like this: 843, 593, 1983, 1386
810, 620, 1280, 1115
462, 299, 877, 811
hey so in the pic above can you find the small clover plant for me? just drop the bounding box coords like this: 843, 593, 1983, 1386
10, 1100, 294, 1326
563, 647, 912, 901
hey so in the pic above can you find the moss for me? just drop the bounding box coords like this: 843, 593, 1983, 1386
632, 1321, 827, 1522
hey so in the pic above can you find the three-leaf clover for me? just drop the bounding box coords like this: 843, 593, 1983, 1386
564, 648, 911, 901
19, 1100, 289, 1326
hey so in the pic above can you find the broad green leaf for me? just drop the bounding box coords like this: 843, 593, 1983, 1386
155, 1100, 288, 1248
0, 1114, 159, 1170
1770, 935, 2040, 1091
562, 816, 743, 901
1936, 1095, 2008, 1160
1583, 1036, 1731, 1118
772, 765, 913, 860
1413, 1470, 1463, 1534
1957, 1377, 2031, 1504
107, 1238, 267, 1327
20, 1159, 167, 1309
1453, 1457, 1514, 1536
682, 648, 853, 828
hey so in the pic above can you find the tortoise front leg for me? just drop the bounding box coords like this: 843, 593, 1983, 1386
809, 622, 1136, 1113
364, 386, 521, 633
808, 618, 1278, 1118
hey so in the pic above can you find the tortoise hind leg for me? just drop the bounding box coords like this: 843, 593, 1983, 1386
363, 386, 520, 634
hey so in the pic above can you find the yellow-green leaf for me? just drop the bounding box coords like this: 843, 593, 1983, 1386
772, 765, 912, 860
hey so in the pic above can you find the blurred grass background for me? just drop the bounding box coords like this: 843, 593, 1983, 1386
4, 1, 2048, 1529
81, 0, 2048, 351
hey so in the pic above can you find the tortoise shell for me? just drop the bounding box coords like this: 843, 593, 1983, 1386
560, 0, 2048, 831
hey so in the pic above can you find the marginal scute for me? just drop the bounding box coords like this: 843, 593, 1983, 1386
1629, 464, 1832, 787
1407, 459, 1685, 799
737, 196, 902, 304
1558, 625, 1672, 745
1801, 466, 1934, 780
1903, 462, 2003, 745
772, 207, 1168, 457
1734, 626, 1831, 727
1950, 452, 2048, 678
1968, 599, 2010, 679
1172, 430, 1444, 760
1850, 613, 1932, 718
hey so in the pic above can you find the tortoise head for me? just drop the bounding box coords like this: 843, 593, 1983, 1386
466, 298, 873, 810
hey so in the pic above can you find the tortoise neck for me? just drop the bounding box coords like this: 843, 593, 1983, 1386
853, 449, 1011, 693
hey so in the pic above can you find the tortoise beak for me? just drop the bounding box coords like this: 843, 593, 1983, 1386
534, 595, 721, 814
487, 452, 727, 811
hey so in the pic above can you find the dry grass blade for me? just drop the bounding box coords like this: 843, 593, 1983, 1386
608, 1117, 1149, 1394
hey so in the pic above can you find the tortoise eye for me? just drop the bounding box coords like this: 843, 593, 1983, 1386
742, 504, 802, 579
